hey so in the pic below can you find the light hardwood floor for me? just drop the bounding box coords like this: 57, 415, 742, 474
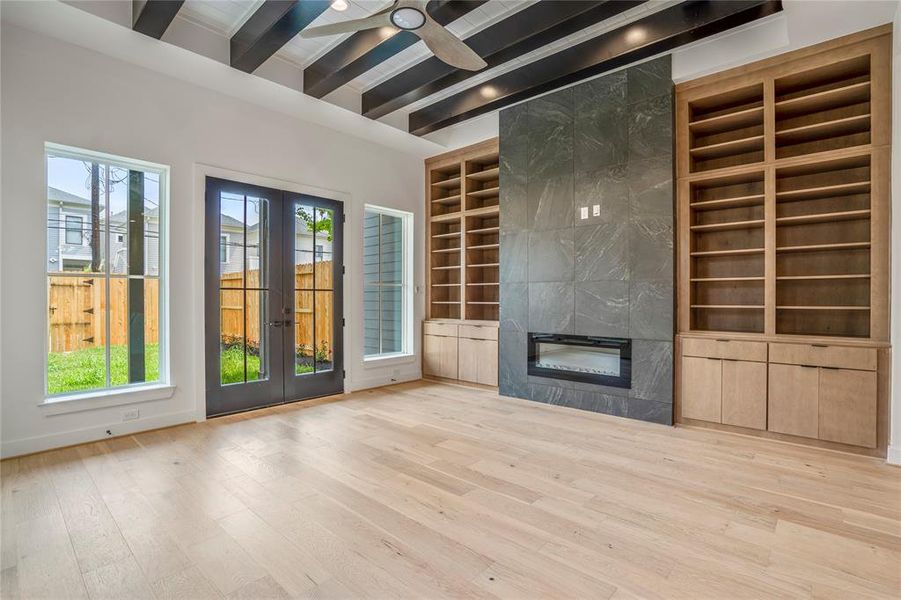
2, 380, 899, 599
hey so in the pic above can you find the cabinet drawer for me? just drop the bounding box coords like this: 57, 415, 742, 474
459, 324, 498, 341
768, 343, 876, 371
423, 321, 458, 337
682, 338, 767, 362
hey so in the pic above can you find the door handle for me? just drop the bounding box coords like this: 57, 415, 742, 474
267, 320, 287, 327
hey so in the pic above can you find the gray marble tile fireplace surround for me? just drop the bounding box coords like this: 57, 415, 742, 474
498, 55, 674, 425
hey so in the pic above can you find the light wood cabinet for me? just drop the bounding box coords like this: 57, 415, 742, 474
675, 28, 891, 456
422, 320, 497, 386
681, 357, 722, 422
722, 360, 767, 430
767, 363, 818, 439
422, 334, 458, 380
818, 368, 877, 448
458, 337, 498, 386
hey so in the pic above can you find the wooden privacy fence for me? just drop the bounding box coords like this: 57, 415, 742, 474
48, 276, 159, 353
49, 261, 332, 354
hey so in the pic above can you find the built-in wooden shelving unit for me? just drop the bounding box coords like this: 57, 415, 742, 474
675, 25, 891, 456
426, 138, 500, 321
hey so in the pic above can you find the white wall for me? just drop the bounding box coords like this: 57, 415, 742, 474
0, 22, 427, 457
889, 0, 901, 465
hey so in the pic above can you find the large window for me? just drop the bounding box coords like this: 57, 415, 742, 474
46, 144, 167, 396
363, 206, 412, 359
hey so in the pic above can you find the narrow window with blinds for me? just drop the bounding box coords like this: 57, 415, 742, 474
363, 206, 412, 359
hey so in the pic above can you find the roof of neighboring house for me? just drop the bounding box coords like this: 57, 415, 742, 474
48, 186, 93, 207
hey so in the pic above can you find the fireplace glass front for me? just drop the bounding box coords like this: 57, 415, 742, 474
528, 333, 631, 388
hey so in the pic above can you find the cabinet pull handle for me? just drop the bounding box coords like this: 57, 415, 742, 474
707, 357, 720, 361
801, 364, 816, 369
812, 344, 828, 348
822, 366, 840, 370
715, 339, 730, 342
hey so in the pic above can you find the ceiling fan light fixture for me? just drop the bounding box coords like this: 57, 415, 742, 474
390, 7, 426, 30
330, 0, 348, 10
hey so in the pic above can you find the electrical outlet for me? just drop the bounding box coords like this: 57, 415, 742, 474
593, 204, 601, 216
580, 206, 589, 219
123, 409, 140, 422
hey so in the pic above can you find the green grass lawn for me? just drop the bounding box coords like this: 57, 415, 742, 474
47, 343, 161, 395
49, 343, 312, 394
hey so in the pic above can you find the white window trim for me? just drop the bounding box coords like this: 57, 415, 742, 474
363, 204, 414, 362
44, 142, 171, 408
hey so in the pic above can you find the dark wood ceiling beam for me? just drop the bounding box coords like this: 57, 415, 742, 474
231, 0, 331, 73
132, 0, 185, 39
304, 0, 487, 99
409, 0, 783, 136
363, 0, 644, 120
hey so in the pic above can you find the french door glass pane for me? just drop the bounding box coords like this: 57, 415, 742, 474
220, 192, 245, 288
246, 196, 268, 289
314, 291, 334, 372
220, 288, 245, 384
295, 290, 314, 375
295, 202, 315, 272
245, 290, 268, 382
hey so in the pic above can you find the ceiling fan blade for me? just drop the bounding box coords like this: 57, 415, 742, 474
415, 16, 487, 71
300, 10, 393, 38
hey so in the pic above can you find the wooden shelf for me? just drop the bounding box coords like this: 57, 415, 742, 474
433, 232, 461, 239
690, 194, 765, 211
468, 226, 499, 234
431, 301, 460, 305
431, 265, 461, 270
776, 305, 870, 311
466, 205, 500, 217
775, 114, 870, 145
688, 106, 763, 135
776, 181, 870, 201
466, 301, 499, 305
690, 248, 765, 257
468, 263, 500, 268
774, 81, 870, 117
690, 135, 764, 160
690, 219, 764, 232
691, 305, 764, 309
467, 282, 499, 286
432, 283, 461, 287
468, 187, 500, 199
468, 243, 499, 250
430, 212, 462, 222
467, 167, 499, 181
431, 247, 460, 253
431, 176, 461, 189
776, 274, 870, 280
776, 241, 870, 253
691, 277, 765, 282
432, 195, 461, 205
775, 209, 870, 225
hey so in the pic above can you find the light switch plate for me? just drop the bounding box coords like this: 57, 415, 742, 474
593, 204, 601, 216
580, 206, 589, 219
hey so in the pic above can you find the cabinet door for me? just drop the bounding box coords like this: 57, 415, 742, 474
459, 338, 498, 386
818, 368, 877, 448
681, 357, 722, 423
423, 334, 457, 379
721, 360, 767, 430
768, 364, 818, 438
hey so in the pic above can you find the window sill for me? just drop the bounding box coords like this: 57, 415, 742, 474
39, 383, 175, 416
363, 353, 416, 369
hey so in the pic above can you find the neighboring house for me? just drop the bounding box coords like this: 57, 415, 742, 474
48, 187, 331, 276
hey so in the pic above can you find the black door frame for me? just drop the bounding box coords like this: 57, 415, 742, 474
204, 177, 344, 417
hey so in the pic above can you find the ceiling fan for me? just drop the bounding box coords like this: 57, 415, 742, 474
301, 0, 487, 71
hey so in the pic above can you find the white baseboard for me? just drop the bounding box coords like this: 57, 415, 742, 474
346, 370, 421, 393
887, 444, 901, 466
1, 410, 197, 459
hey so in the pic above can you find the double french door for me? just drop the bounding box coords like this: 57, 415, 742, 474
204, 177, 343, 416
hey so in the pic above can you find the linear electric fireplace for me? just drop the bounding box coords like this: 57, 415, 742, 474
528, 333, 631, 388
